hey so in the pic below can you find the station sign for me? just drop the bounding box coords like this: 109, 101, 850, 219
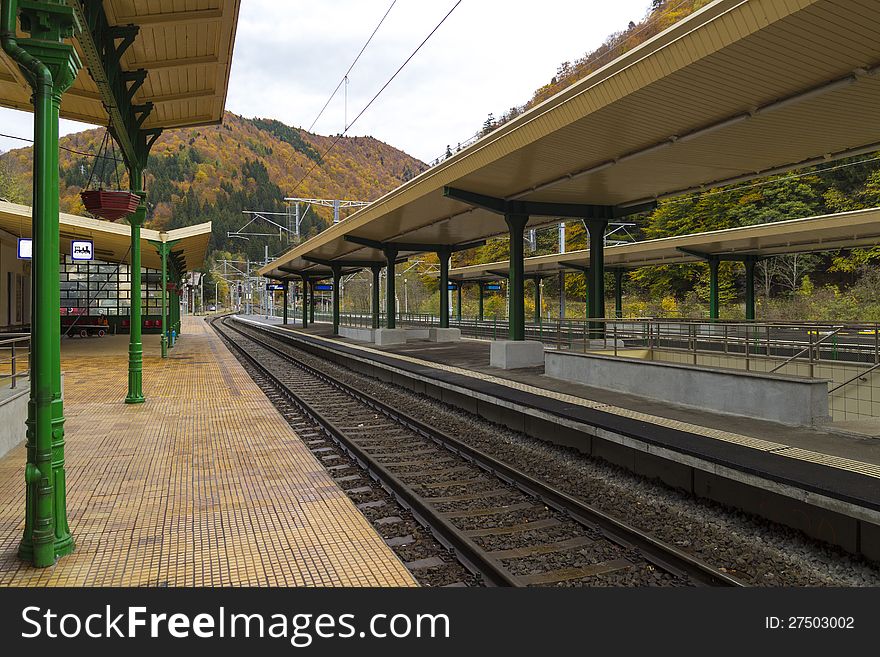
71, 239, 94, 261
17, 238, 32, 260
265, 283, 285, 291
314, 283, 333, 291
447, 283, 458, 290
485, 283, 503, 291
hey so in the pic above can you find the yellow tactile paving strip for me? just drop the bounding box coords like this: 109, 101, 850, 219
0, 317, 416, 587
278, 325, 880, 481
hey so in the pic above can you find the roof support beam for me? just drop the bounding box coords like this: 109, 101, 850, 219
676, 247, 763, 263
70, 1, 161, 170
443, 187, 656, 219
303, 255, 406, 268
344, 235, 485, 253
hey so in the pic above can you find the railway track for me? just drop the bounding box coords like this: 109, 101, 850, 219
213, 316, 744, 588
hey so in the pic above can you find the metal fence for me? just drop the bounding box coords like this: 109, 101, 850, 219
0, 334, 30, 391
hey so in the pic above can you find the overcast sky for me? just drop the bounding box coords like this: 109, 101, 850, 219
0, 0, 653, 162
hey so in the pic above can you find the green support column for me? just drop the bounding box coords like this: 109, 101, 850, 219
148, 239, 177, 358
438, 248, 450, 328
125, 165, 146, 404
585, 219, 607, 336
505, 213, 529, 340
370, 265, 381, 330
558, 271, 565, 319
159, 244, 167, 357
171, 285, 179, 344
456, 283, 462, 322
385, 248, 398, 329
708, 257, 720, 321
532, 278, 541, 325
613, 268, 624, 319
744, 257, 757, 321
478, 283, 484, 322
331, 266, 341, 335
301, 276, 309, 328
282, 282, 289, 325
3, 0, 80, 567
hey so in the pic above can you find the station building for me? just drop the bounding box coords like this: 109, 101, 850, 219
0, 200, 211, 334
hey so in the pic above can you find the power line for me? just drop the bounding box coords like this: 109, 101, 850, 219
306, 0, 397, 134
287, 0, 463, 200
0, 131, 125, 162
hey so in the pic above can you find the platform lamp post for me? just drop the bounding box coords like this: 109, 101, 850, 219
1, 0, 80, 567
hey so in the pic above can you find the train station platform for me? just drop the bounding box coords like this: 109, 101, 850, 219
241, 316, 880, 560
0, 316, 416, 587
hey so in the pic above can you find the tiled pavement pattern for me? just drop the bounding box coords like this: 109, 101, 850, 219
0, 317, 416, 587
292, 329, 880, 481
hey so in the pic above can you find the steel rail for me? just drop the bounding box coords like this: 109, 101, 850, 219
212, 317, 517, 586
222, 317, 744, 587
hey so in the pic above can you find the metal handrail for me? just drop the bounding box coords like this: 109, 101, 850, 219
829, 361, 880, 394
0, 334, 30, 390
768, 326, 843, 373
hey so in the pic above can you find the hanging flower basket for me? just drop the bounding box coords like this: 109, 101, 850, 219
80, 190, 141, 222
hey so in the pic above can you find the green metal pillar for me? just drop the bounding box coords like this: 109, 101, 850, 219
282, 282, 289, 325
506, 213, 529, 340
125, 165, 146, 404
148, 239, 177, 358
371, 265, 381, 329
532, 278, 541, 325
478, 283, 485, 322
159, 244, 168, 357
301, 276, 309, 328
438, 249, 449, 328
558, 271, 565, 319
586, 219, 607, 336
744, 257, 756, 321
171, 284, 179, 344
614, 268, 624, 319
385, 248, 398, 329
168, 285, 175, 347
456, 283, 462, 322
2, 0, 80, 567
331, 266, 341, 335
708, 257, 720, 321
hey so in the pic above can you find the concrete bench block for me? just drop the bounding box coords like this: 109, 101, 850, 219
428, 328, 461, 342
339, 326, 375, 342
490, 340, 545, 369
545, 351, 830, 426
374, 328, 408, 346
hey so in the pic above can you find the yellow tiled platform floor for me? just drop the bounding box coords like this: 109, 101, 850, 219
0, 316, 416, 587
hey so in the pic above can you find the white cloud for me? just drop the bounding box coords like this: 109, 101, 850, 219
1, 0, 653, 162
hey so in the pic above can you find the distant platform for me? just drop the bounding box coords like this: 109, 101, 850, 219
0, 316, 415, 587
241, 316, 880, 560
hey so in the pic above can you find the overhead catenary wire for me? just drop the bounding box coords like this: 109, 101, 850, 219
287, 0, 463, 200
306, 0, 397, 134
0, 131, 126, 162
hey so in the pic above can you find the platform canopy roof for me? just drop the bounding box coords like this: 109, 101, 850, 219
261, 0, 880, 281
0, 200, 211, 272
448, 207, 880, 281
0, 0, 240, 149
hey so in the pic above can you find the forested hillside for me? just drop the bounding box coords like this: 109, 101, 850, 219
0, 111, 426, 263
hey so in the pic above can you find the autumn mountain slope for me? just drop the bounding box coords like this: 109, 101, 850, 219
0, 111, 426, 262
